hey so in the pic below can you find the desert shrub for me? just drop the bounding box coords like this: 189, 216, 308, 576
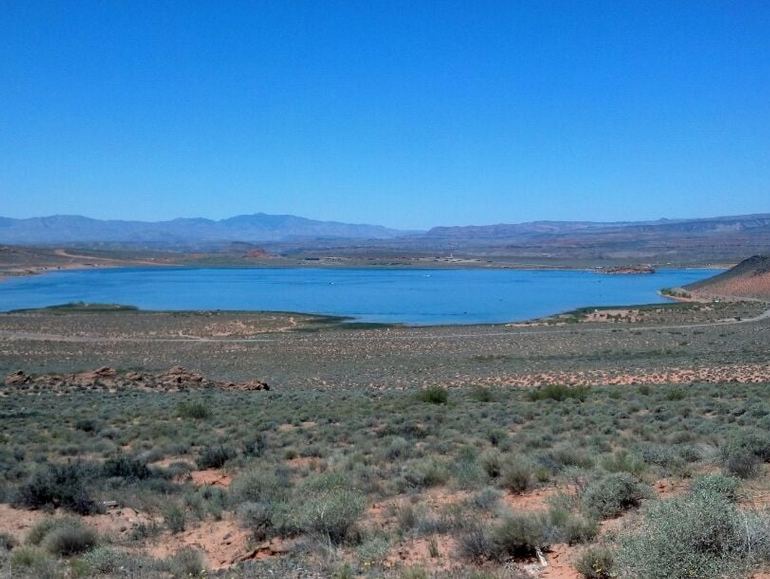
417, 386, 448, 404
470, 386, 496, 402
176, 400, 210, 420
230, 469, 288, 504
294, 476, 365, 543
385, 436, 411, 460
617, 489, 755, 578
691, 474, 741, 502
575, 545, 615, 579
721, 445, 761, 479
14, 463, 97, 515
480, 449, 504, 479
26, 517, 97, 557
454, 457, 487, 489
491, 512, 550, 559
548, 508, 598, 545
500, 457, 534, 494
396, 504, 418, 533
74, 418, 99, 433
720, 430, 770, 478
196, 444, 236, 469
601, 450, 646, 476
26, 518, 58, 546
10, 545, 57, 576
186, 484, 227, 520
400, 568, 429, 579
402, 459, 449, 488
102, 455, 152, 480
129, 521, 162, 541
81, 546, 150, 575
529, 384, 589, 402
238, 501, 276, 539
487, 428, 508, 447
0, 532, 17, 551
638, 444, 683, 470
665, 387, 687, 401
470, 487, 502, 511
582, 472, 649, 519
545, 447, 594, 471
242, 433, 267, 457
163, 504, 186, 534
42, 521, 98, 556
744, 512, 770, 563
458, 521, 495, 561
356, 535, 391, 568
162, 547, 204, 578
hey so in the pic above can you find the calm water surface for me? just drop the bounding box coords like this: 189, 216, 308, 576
0, 267, 719, 325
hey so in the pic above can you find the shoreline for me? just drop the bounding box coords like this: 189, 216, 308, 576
0, 259, 732, 284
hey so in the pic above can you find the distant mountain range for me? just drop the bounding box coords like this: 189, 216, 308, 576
423, 214, 770, 241
1, 212, 770, 264
0, 214, 406, 245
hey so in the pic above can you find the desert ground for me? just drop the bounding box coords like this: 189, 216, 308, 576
1, 298, 770, 578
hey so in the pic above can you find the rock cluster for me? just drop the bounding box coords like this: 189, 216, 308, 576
3, 366, 269, 392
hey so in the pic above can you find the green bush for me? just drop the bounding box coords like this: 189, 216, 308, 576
575, 545, 615, 578
548, 508, 598, 545
196, 444, 236, 469
480, 449, 504, 479
295, 481, 365, 544
500, 457, 534, 494
470, 386, 496, 402
74, 418, 99, 433
43, 522, 97, 556
176, 400, 210, 420
0, 532, 17, 551
491, 512, 550, 559
163, 504, 186, 534
528, 384, 589, 402
238, 501, 276, 540
665, 387, 687, 401
10, 545, 57, 575
600, 450, 646, 476
26, 517, 97, 557
417, 386, 449, 404
617, 489, 755, 578
14, 463, 97, 515
162, 547, 205, 578
230, 468, 287, 504
458, 521, 495, 561
720, 430, 770, 479
721, 445, 761, 479
582, 472, 650, 519
102, 455, 152, 480
691, 474, 741, 502
82, 547, 146, 575
402, 459, 449, 488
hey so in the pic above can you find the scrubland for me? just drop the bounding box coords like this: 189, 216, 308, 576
1, 301, 769, 577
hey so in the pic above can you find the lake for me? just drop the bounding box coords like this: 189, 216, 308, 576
0, 267, 718, 325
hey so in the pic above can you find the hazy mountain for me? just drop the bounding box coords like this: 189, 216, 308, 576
0, 213, 407, 246
1, 212, 769, 264
424, 214, 770, 241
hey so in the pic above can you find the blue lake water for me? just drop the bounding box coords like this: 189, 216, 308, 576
0, 267, 719, 325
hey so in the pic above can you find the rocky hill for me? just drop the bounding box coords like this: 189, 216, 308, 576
686, 255, 770, 300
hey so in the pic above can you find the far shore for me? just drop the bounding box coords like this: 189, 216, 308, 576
0, 256, 733, 285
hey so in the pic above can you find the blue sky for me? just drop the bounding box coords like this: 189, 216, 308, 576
1, 1, 769, 229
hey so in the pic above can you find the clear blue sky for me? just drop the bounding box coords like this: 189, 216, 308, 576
1, 1, 769, 229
